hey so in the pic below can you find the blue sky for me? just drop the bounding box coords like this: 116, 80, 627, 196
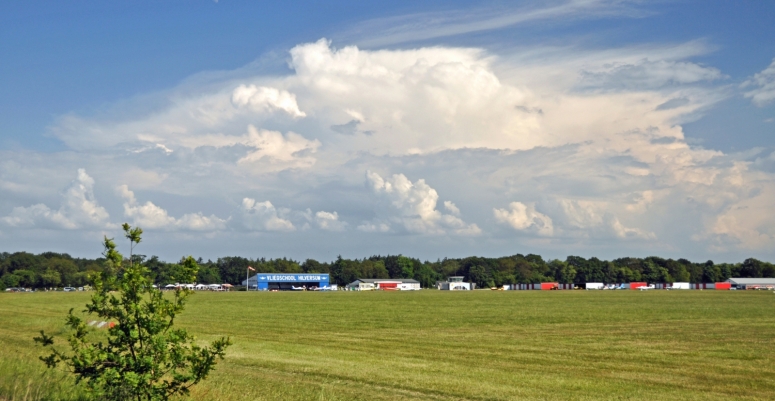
1, 1, 774, 262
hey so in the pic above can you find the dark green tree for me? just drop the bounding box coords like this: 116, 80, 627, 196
34, 224, 231, 401
549, 260, 576, 284
740, 258, 764, 278
216, 256, 251, 284
12, 269, 36, 287
196, 263, 222, 284
413, 262, 440, 289
468, 263, 493, 288
301, 258, 329, 273
397, 256, 414, 279
702, 260, 720, 283
384, 255, 401, 278
361, 260, 389, 279
38, 269, 62, 288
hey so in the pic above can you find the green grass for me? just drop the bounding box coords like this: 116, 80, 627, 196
1, 290, 774, 400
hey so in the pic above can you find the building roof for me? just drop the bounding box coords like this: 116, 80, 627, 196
349, 278, 420, 284
726, 278, 775, 285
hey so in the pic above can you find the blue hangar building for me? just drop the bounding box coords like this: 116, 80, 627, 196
242, 273, 331, 290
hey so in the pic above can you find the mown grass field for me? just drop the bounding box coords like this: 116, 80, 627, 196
1, 290, 774, 400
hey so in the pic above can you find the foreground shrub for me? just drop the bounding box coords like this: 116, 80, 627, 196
34, 224, 231, 401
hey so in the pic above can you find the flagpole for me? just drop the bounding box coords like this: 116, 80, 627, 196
246, 265, 257, 292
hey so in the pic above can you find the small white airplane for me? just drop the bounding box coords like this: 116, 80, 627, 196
639, 284, 655, 291
314, 286, 331, 291
291, 285, 305, 291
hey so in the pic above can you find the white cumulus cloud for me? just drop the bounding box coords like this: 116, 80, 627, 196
239, 198, 296, 232
237, 126, 320, 167
556, 199, 654, 240
1, 169, 111, 230
314, 211, 347, 231
363, 171, 480, 235
231, 85, 307, 118
493, 202, 554, 236
119, 185, 227, 231
443, 201, 461, 216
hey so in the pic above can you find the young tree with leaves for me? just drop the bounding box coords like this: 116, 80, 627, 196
34, 224, 231, 401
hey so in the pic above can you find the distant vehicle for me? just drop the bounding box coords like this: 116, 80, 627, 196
639, 284, 656, 291
77, 287, 84, 291
63, 287, 77, 292
315, 286, 331, 291
4, 287, 18, 292
291, 286, 305, 291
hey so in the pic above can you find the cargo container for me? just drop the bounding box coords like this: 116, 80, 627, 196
630, 282, 647, 290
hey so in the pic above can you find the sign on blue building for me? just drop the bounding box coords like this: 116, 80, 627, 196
242, 273, 330, 290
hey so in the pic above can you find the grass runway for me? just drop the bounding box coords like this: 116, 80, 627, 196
0, 290, 774, 400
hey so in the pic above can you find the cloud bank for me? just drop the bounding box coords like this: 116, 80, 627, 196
2, 36, 774, 261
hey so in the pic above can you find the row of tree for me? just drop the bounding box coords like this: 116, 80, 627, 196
2, 251, 774, 290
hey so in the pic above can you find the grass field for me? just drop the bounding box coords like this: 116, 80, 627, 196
1, 290, 774, 400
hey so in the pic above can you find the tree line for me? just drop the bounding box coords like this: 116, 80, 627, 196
2, 251, 775, 290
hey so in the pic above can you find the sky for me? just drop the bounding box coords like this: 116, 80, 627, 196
1, 0, 774, 263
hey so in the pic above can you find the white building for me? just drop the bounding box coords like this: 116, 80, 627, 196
436, 276, 474, 290
726, 278, 775, 290
346, 278, 421, 291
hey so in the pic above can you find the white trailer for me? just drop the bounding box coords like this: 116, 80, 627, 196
586, 282, 604, 290
668, 282, 690, 290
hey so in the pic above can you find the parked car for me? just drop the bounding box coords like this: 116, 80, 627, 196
4, 287, 19, 292
63, 287, 77, 292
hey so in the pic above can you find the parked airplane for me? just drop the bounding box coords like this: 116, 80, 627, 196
603, 284, 626, 290
291, 285, 305, 291
639, 284, 656, 291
